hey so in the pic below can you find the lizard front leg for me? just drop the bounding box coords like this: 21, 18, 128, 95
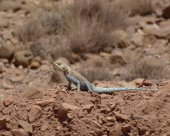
66, 74, 81, 91
67, 82, 72, 91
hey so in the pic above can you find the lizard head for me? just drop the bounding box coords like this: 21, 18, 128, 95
53, 60, 70, 73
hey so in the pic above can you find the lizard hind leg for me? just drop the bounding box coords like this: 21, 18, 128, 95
85, 81, 93, 92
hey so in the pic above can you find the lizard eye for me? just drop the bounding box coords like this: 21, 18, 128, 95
56, 61, 62, 66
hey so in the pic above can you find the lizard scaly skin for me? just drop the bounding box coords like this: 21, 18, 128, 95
53, 60, 156, 93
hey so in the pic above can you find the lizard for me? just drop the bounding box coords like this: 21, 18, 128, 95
53, 60, 156, 93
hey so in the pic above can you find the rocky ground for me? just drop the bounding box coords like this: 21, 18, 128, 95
0, 0, 170, 136
0, 79, 170, 136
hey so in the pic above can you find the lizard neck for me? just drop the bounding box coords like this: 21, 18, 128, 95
63, 66, 72, 75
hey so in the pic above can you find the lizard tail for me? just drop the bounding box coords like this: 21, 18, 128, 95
93, 87, 152, 93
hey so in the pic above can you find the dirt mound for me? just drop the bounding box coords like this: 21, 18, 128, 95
0, 81, 169, 136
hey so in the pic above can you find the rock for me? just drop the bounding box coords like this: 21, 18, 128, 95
160, 81, 170, 91
18, 120, 33, 133
0, 59, 9, 64
151, 39, 168, 48
32, 56, 41, 63
30, 56, 42, 69
159, 19, 170, 28
1, 30, 13, 41
143, 80, 153, 86
110, 50, 127, 65
162, 5, 170, 19
130, 114, 143, 120
28, 105, 42, 122
99, 52, 111, 59
0, 16, 9, 28
1, 80, 13, 89
0, 131, 12, 136
30, 61, 40, 69
83, 104, 94, 111
10, 73, 25, 83
133, 78, 144, 86
11, 129, 29, 136
41, 121, 49, 131
100, 94, 110, 99
0, 116, 7, 130
119, 81, 136, 88
55, 103, 80, 119
114, 112, 129, 122
121, 125, 131, 134
22, 87, 43, 99
0, 43, 14, 59
59, 103, 80, 112
0, 94, 4, 102
138, 126, 149, 135
3, 97, 14, 106
67, 112, 75, 119
35, 98, 55, 107
142, 24, 159, 34
39, 64, 51, 71
14, 50, 33, 67
131, 31, 144, 46
110, 124, 123, 136
0, 62, 5, 73
106, 116, 116, 122
153, 26, 170, 39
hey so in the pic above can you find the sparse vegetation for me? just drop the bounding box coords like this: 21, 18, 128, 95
129, 0, 154, 16
112, 0, 154, 16
80, 66, 113, 82
129, 58, 169, 80
14, 0, 169, 82
16, 10, 62, 43
17, 18, 43, 43
1, 0, 170, 135
64, 19, 115, 53
62, 0, 129, 54
16, 0, 129, 58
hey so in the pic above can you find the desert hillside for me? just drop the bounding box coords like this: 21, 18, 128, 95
0, 0, 170, 136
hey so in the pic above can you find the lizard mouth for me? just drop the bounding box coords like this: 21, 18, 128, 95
53, 63, 60, 70
53, 64, 63, 72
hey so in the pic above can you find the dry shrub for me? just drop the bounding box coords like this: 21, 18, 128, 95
79, 66, 114, 82
17, 10, 62, 43
38, 11, 62, 34
129, 0, 154, 16
113, 0, 154, 16
30, 35, 71, 60
64, 0, 128, 29
129, 58, 168, 80
62, 0, 129, 54
16, 10, 67, 60
65, 19, 115, 53
16, 0, 130, 61
17, 18, 44, 43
